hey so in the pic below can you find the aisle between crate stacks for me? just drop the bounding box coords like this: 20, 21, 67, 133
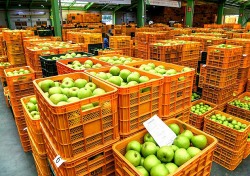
203, 110, 250, 170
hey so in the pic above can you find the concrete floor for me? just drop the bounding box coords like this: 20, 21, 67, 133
0, 84, 249, 176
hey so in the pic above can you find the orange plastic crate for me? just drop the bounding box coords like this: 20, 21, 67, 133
35, 71, 43, 79
33, 72, 119, 159
7, 52, 26, 65
86, 65, 163, 136
56, 46, 81, 54
202, 83, 235, 104
204, 110, 250, 150
189, 100, 217, 130
0, 56, 7, 62
3, 30, 22, 41
3, 87, 10, 107
42, 123, 116, 176
226, 92, 250, 122
6, 43, 24, 54
213, 143, 246, 171
112, 119, 218, 176
237, 67, 249, 80
109, 36, 131, 48
29, 130, 51, 176
21, 95, 46, 155
127, 60, 195, 117
4, 66, 35, 94
203, 66, 238, 88
0, 63, 12, 78
56, 57, 111, 75
93, 54, 143, 65
177, 59, 199, 71
98, 49, 123, 55
243, 140, 250, 159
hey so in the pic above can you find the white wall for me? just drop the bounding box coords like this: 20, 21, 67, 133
0, 10, 7, 27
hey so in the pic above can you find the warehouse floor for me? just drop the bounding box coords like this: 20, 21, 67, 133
0, 84, 250, 176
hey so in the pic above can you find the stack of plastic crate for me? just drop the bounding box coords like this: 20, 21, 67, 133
204, 110, 250, 170
21, 95, 51, 175
109, 36, 132, 56
33, 72, 120, 175
136, 32, 168, 59
3, 30, 26, 66
227, 38, 250, 94
4, 66, 35, 152
201, 44, 243, 111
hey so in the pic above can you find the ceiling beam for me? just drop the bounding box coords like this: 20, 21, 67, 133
29, 0, 35, 8
83, 2, 94, 10
101, 4, 109, 11
128, 3, 137, 10
69, 0, 76, 10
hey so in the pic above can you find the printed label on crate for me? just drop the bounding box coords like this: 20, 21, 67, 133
85, 0, 131, 4
53, 155, 65, 167
143, 115, 177, 147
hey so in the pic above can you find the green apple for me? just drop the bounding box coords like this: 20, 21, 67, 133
48, 87, 62, 96
62, 77, 74, 83
106, 73, 113, 79
165, 163, 178, 174
125, 150, 141, 167
108, 76, 121, 86
141, 142, 157, 157
85, 82, 96, 92
127, 73, 140, 83
136, 166, 149, 176
168, 123, 180, 135
181, 130, 194, 140
187, 147, 201, 158
173, 136, 190, 149
150, 164, 169, 176
191, 135, 207, 149
127, 81, 138, 86
171, 145, 179, 152
96, 72, 108, 80
33, 114, 40, 120
84, 60, 94, 67
30, 111, 39, 117
40, 80, 55, 92
119, 69, 131, 82
140, 157, 145, 166
29, 97, 37, 104
126, 140, 141, 153
61, 88, 69, 97
93, 88, 106, 96
174, 148, 191, 166
139, 76, 150, 83
157, 146, 174, 163
68, 87, 79, 97
144, 133, 157, 144
109, 66, 120, 76
77, 88, 93, 99
81, 103, 94, 111
74, 79, 87, 88
143, 155, 161, 172
26, 102, 36, 112
67, 97, 80, 103
49, 94, 68, 105
61, 80, 74, 88
54, 82, 61, 87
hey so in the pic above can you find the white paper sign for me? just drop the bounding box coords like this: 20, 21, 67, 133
53, 155, 65, 168
143, 115, 177, 147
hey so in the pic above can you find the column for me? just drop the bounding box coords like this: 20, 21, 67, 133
51, 0, 62, 37
217, 0, 225, 24
113, 11, 116, 25
137, 0, 145, 27
185, 0, 194, 27
238, 6, 244, 26
6, 11, 11, 29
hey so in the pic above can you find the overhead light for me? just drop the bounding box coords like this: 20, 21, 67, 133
18, 4, 21, 6
41, 5, 44, 7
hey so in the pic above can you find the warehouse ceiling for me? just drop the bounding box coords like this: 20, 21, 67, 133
0, 0, 249, 10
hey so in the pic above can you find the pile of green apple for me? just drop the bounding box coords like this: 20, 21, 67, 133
244, 96, 250, 101
191, 93, 200, 101
46, 53, 86, 60
191, 102, 212, 115
210, 113, 248, 131
38, 77, 106, 110
26, 97, 40, 120
94, 56, 139, 65
136, 63, 192, 79
229, 99, 250, 110
66, 60, 103, 70
33, 46, 51, 51
0, 62, 11, 67
248, 133, 250, 142
216, 44, 233, 49
124, 123, 208, 176
89, 66, 151, 89
6, 68, 30, 76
